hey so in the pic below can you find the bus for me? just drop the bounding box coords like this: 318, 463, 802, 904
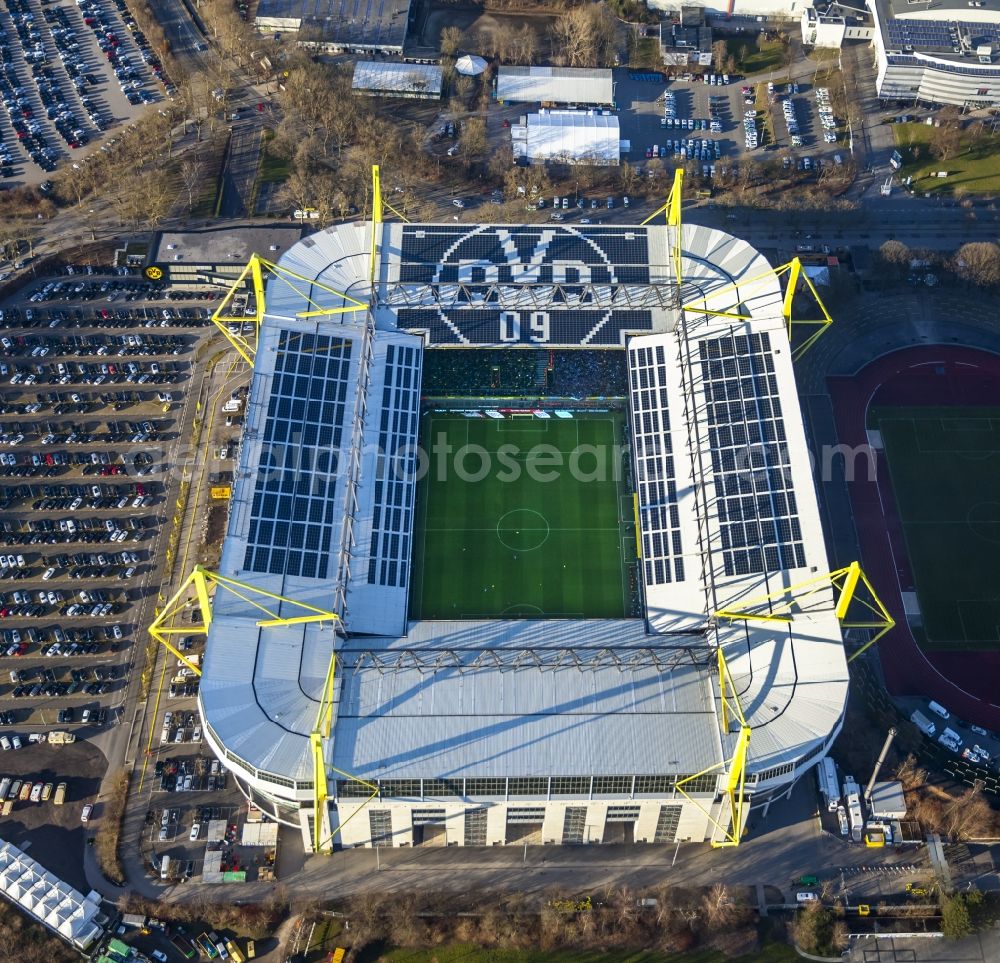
170, 934, 196, 959
226, 940, 245, 963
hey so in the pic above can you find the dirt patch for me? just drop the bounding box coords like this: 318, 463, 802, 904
0, 738, 106, 891
205, 503, 229, 546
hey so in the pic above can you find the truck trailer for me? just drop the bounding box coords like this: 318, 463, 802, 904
910, 710, 936, 737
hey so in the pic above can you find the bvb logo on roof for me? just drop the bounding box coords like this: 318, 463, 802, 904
144, 265, 164, 281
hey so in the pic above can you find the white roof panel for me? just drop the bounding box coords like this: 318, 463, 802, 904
497, 66, 614, 105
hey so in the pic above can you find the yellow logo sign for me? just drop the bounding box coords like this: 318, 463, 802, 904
144, 265, 164, 281
210, 486, 232, 500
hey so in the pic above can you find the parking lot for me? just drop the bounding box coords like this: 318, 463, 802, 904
612, 69, 850, 187
0, 271, 217, 760
0, 736, 105, 891
0, 0, 171, 184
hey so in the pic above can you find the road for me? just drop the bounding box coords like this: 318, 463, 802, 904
154, 0, 209, 66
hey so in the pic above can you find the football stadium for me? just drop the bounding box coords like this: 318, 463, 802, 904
162, 174, 883, 852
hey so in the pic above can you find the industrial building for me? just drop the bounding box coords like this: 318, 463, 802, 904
255, 0, 412, 53
659, 6, 714, 67
0, 839, 105, 950
511, 109, 623, 166
799, 2, 874, 49
180, 176, 884, 854
146, 226, 304, 287
352, 61, 442, 99
496, 66, 614, 106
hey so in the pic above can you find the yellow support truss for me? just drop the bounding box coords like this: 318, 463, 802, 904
210, 254, 368, 365
674, 647, 751, 847
641, 168, 684, 286
714, 561, 895, 662
368, 164, 410, 288
309, 652, 380, 853
680, 256, 834, 361
146, 564, 340, 676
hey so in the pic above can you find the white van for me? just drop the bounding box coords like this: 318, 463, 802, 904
928, 700, 950, 720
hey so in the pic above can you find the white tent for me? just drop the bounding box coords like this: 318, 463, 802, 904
455, 55, 488, 76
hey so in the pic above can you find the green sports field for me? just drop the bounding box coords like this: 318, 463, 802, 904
873, 405, 1000, 650
410, 412, 635, 620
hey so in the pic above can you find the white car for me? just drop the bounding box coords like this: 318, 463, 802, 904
189, 823, 201, 841
796, 892, 818, 903
153, 952, 168, 963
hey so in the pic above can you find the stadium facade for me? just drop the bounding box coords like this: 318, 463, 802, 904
198, 213, 851, 851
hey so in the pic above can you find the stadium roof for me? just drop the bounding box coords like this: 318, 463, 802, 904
512, 110, 622, 166
198, 220, 850, 800
496, 66, 614, 105
352, 61, 442, 97
255, 0, 412, 50
0, 839, 103, 949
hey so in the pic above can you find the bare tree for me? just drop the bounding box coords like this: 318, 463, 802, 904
953, 241, 1000, 287
180, 155, 205, 212
459, 117, 488, 164
712, 40, 728, 73
440, 25, 463, 58
942, 782, 996, 839
701, 883, 738, 928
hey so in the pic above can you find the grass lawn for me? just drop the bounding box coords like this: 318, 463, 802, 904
410, 412, 634, 620
373, 942, 800, 963
258, 139, 291, 186
892, 122, 1000, 194
872, 406, 1000, 650
189, 135, 228, 219
628, 36, 663, 71
732, 38, 787, 75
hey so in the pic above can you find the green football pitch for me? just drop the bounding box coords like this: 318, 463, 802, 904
873, 406, 1000, 650
410, 412, 636, 620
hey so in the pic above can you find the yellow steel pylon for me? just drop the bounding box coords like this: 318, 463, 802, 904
210, 254, 368, 365
368, 164, 410, 287
309, 651, 379, 853
146, 564, 340, 676
680, 256, 834, 361
641, 168, 684, 287
674, 647, 751, 847
714, 561, 895, 662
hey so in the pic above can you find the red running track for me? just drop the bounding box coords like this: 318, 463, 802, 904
828, 346, 1000, 730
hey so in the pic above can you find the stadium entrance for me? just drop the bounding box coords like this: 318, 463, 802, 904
412, 809, 448, 846
602, 805, 642, 844
505, 807, 546, 844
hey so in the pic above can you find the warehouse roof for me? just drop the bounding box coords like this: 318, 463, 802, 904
513, 109, 621, 165
496, 66, 614, 105
255, 0, 412, 50
352, 60, 442, 96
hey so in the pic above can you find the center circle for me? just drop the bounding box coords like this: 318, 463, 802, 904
496, 509, 550, 552
967, 501, 1000, 544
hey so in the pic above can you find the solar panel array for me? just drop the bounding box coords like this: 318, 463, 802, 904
698, 332, 806, 577
367, 343, 421, 589
886, 18, 954, 50
885, 18, 1000, 51
397, 226, 656, 346
628, 343, 685, 587
243, 330, 354, 580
